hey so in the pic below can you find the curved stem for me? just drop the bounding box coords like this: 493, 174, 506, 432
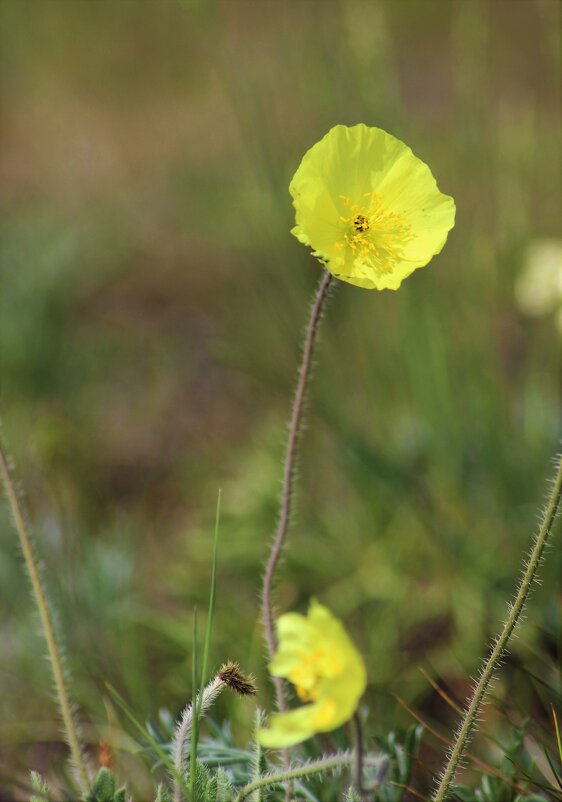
0, 437, 90, 793
233, 752, 351, 802
433, 452, 562, 802
173, 676, 224, 802
262, 270, 334, 698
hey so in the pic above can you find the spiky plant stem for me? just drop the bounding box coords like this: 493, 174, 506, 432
262, 270, 334, 703
261, 270, 334, 801
0, 436, 90, 792
433, 451, 562, 802
233, 752, 354, 802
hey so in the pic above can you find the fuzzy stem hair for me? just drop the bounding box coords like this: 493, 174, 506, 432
233, 751, 354, 802
260, 270, 334, 799
172, 663, 256, 802
0, 435, 90, 792
433, 451, 562, 802
172, 674, 225, 802
261, 270, 334, 694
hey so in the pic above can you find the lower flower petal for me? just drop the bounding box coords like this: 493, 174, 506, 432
258, 705, 321, 748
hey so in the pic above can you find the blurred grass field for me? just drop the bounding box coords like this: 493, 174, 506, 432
0, 0, 560, 796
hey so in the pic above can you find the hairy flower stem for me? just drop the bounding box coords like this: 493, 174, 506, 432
262, 270, 334, 694
0, 437, 90, 793
261, 270, 334, 800
433, 452, 562, 802
233, 752, 353, 802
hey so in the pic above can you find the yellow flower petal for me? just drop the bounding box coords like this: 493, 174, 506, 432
258, 704, 323, 748
258, 601, 367, 748
290, 124, 455, 290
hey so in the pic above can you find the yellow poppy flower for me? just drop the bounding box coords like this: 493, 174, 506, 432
258, 601, 367, 747
290, 124, 455, 290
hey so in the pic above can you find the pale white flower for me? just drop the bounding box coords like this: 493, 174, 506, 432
515, 239, 562, 320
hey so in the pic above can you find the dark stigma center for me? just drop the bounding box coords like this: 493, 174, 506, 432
353, 214, 370, 232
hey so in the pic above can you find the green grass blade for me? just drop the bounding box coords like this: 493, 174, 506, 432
187, 490, 221, 801
200, 489, 221, 692
105, 682, 190, 799
542, 746, 562, 793
189, 608, 199, 801
553, 705, 562, 765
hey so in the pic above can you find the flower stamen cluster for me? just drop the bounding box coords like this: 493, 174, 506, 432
336, 192, 413, 273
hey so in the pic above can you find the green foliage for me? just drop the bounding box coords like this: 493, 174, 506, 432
155, 784, 171, 802
30, 772, 51, 802
249, 709, 268, 801
451, 718, 558, 802
84, 769, 127, 802
186, 760, 210, 801
214, 768, 235, 802
374, 726, 422, 801
182, 760, 235, 802
451, 781, 549, 802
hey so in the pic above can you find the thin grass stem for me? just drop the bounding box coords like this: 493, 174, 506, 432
189, 608, 199, 801
173, 675, 224, 802
552, 705, 562, 764
0, 435, 90, 792
171, 663, 256, 802
200, 490, 221, 691
108, 681, 190, 797
352, 711, 369, 802
176, 493, 222, 802
433, 451, 562, 802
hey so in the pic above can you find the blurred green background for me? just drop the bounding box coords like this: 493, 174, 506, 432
0, 0, 560, 796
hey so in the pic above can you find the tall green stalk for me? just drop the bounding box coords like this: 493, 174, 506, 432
433, 451, 562, 802
189, 608, 199, 801
184, 491, 220, 802
0, 434, 90, 793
